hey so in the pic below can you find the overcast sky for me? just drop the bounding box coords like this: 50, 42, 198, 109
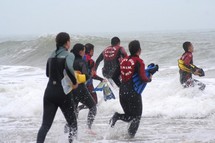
0, 0, 215, 36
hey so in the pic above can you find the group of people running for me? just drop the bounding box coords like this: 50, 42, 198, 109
36, 32, 205, 143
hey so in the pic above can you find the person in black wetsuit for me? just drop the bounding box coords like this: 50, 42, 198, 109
77, 43, 105, 111
37, 32, 78, 143
71, 43, 97, 130
95, 37, 127, 87
109, 40, 152, 138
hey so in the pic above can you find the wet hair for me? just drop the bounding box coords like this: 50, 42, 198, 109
55, 32, 70, 50
111, 37, 120, 46
70, 43, 85, 56
129, 40, 141, 56
183, 41, 192, 52
85, 43, 94, 54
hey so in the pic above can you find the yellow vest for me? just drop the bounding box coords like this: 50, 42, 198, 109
178, 59, 196, 73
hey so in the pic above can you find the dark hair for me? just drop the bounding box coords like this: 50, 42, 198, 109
55, 32, 70, 50
183, 41, 192, 52
111, 37, 120, 46
85, 43, 94, 54
70, 43, 85, 56
129, 40, 141, 56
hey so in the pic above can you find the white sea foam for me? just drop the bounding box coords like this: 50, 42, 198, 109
1, 65, 214, 119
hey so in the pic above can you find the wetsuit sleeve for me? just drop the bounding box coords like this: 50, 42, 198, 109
90, 60, 104, 81
95, 52, 104, 71
80, 61, 91, 81
136, 61, 151, 82
92, 67, 104, 81
46, 59, 49, 77
93, 75, 104, 81
120, 47, 127, 58
65, 53, 77, 85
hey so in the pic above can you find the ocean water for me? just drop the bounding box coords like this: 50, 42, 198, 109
0, 31, 215, 143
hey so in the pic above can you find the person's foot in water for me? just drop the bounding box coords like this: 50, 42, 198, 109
109, 112, 119, 127
64, 123, 69, 133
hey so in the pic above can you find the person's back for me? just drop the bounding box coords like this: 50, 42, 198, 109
121, 56, 149, 83
37, 32, 77, 143
47, 48, 76, 83
73, 55, 90, 80
95, 37, 127, 87
102, 45, 125, 77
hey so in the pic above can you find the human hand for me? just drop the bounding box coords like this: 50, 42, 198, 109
193, 69, 200, 76
150, 74, 153, 80
72, 83, 78, 89
75, 71, 81, 74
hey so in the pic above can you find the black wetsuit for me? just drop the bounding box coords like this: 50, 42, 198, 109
95, 45, 127, 87
119, 81, 142, 136
37, 47, 77, 143
72, 55, 97, 129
